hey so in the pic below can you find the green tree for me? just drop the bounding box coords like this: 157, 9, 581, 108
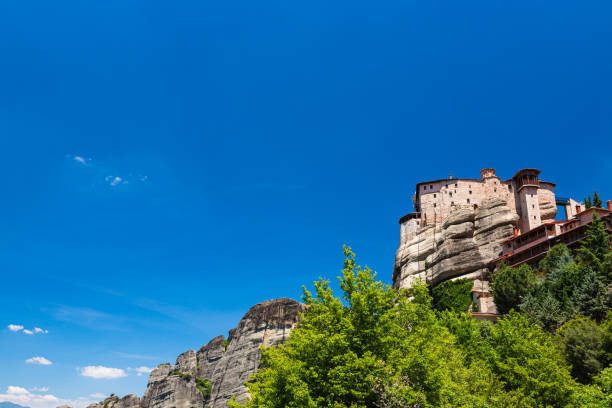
487, 311, 577, 407
585, 195, 592, 209
556, 316, 605, 384
431, 278, 474, 313
231, 248, 515, 408
593, 190, 603, 208
491, 263, 537, 315
576, 213, 611, 285
520, 282, 568, 332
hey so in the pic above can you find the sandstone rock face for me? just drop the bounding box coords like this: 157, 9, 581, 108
82, 298, 304, 408
393, 198, 519, 289
85, 395, 140, 408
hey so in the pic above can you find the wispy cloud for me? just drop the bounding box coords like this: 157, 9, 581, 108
128, 366, 153, 376
66, 154, 147, 188
89, 393, 106, 399
50, 305, 124, 331
105, 175, 127, 187
0, 386, 94, 408
26, 357, 53, 366
79, 366, 127, 379
7, 324, 48, 335
114, 351, 160, 361
72, 155, 92, 166
30, 387, 49, 393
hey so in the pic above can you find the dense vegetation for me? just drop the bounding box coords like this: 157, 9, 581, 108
229, 211, 611, 407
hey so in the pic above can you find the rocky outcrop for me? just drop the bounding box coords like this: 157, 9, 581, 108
81, 298, 304, 408
393, 198, 518, 289
85, 395, 139, 408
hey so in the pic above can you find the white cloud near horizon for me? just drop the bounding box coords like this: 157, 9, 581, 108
129, 366, 152, 376
30, 387, 49, 392
23, 329, 34, 335
0, 386, 95, 408
34, 327, 49, 334
26, 357, 53, 365
89, 393, 106, 399
8, 324, 24, 332
79, 366, 127, 379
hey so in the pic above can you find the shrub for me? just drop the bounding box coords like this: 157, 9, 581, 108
491, 263, 537, 314
431, 278, 474, 313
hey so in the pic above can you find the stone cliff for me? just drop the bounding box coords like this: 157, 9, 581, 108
393, 198, 519, 289
84, 298, 304, 408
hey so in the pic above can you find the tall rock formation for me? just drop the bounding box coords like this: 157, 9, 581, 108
393, 198, 519, 289
84, 298, 304, 408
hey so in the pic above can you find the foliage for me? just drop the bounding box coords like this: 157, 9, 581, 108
231, 247, 587, 408
491, 262, 537, 315
585, 195, 592, 209
431, 278, 474, 313
556, 316, 606, 383
573, 367, 612, 408
196, 377, 212, 403
577, 213, 612, 285
170, 370, 192, 381
593, 190, 603, 209
487, 311, 577, 407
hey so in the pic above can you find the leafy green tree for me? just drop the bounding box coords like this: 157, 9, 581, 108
573, 367, 612, 408
431, 278, 474, 313
593, 190, 603, 208
491, 263, 537, 315
487, 311, 577, 407
231, 248, 519, 408
556, 316, 605, 383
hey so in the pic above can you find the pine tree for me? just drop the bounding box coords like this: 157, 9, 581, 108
593, 190, 603, 208
585, 195, 593, 209
576, 213, 611, 285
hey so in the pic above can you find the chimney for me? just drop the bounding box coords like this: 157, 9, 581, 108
607, 200, 612, 211
513, 228, 519, 237
576, 205, 582, 214
449, 174, 453, 179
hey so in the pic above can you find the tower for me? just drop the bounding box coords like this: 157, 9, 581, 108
513, 169, 542, 232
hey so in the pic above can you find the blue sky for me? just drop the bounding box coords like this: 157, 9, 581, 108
1, 1, 611, 407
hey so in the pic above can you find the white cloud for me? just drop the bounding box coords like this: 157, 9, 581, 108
30, 387, 49, 392
89, 393, 106, 399
79, 366, 127, 379
8, 324, 24, 332
26, 357, 53, 365
7, 386, 29, 395
34, 327, 49, 334
129, 366, 153, 376
0, 386, 94, 408
72, 156, 92, 166
23, 329, 34, 335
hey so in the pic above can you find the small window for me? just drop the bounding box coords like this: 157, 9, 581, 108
467, 199, 470, 204
469, 190, 472, 194
508, 185, 512, 191
451, 201, 454, 206
423, 186, 427, 190
430, 184, 433, 189
473, 204, 478, 209
455, 183, 458, 187
434, 203, 437, 207
434, 194, 436, 198
534, 216, 536, 220
494, 188, 497, 192
532, 204, 535, 208
449, 192, 453, 197
531, 194, 534, 198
